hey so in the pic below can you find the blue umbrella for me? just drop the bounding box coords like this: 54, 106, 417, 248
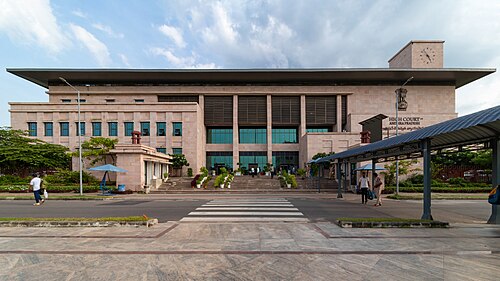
88, 164, 127, 194
88, 164, 127, 173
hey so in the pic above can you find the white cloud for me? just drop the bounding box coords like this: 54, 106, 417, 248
71, 9, 87, 19
118, 53, 132, 68
93, 23, 124, 39
158, 25, 185, 48
0, 0, 68, 53
70, 24, 111, 66
150, 47, 216, 69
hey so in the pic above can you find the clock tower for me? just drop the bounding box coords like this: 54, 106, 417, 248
388, 40, 444, 68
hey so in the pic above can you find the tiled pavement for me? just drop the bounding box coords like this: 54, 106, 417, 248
1, 218, 499, 280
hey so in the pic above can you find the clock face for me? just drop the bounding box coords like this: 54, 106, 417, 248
419, 47, 436, 64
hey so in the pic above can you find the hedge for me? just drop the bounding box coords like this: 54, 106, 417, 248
0, 185, 100, 193
383, 186, 492, 194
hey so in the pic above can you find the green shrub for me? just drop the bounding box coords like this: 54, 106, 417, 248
44, 169, 99, 185
0, 175, 30, 185
448, 177, 467, 187
407, 174, 424, 184
288, 174, 298, 188
383, 185, 491, 194
0, 185, 29, 192
187, 168, 193, 177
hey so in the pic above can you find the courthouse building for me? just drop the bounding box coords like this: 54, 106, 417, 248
7, 41, 495, 175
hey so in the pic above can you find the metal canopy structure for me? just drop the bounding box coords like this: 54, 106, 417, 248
316, 105, 500, 223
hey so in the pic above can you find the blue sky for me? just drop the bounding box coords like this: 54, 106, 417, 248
1, 0, 499, 127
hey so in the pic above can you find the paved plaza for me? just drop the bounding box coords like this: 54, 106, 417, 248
0, 195, 499, 280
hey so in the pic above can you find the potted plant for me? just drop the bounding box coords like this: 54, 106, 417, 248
297, 168, 306, 180
225, 174, 234, 188
196, 177, 202, 189
289, 174, 298, 188
163, 172, 169, 182
214, 174, 224, 188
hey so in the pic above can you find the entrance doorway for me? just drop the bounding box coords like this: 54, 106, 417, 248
214, 163, 226, 175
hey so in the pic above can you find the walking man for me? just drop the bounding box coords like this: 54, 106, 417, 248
30, 173, 44, 206
358, 172, 370, 204
373, 172, 384, 206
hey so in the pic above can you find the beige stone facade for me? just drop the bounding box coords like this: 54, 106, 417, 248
8, 41, 494, 175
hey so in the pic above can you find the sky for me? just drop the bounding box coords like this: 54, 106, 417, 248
0, 0, 499, 127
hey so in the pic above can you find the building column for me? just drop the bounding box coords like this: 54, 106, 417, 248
488, 138, 500, 224
267, 94, 273, 165
337, 161, 342, 198
233, 94, 239, 169
300, 95, 306, 137
336, 95, 342, 132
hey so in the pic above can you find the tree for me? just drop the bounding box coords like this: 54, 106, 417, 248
170, 154, 190, 176
382, 159, 418, 185
0, 127, 70, 176
72, 137, 118, 166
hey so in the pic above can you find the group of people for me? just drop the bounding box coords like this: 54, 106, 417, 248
358, 172, 384, 206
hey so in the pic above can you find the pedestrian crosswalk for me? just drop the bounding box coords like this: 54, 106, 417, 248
180, 198, 308, 222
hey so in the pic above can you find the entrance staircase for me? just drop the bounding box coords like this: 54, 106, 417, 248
151, 175, 338, 194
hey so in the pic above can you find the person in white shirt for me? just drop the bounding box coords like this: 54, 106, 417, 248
30, 173, 44, 206
358, 172, 371, 204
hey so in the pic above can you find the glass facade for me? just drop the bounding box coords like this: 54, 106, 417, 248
92, 122, 102, 136
206, 152, 233, 170
306, 127, 330, 133
124, 122, 134, 136
76, 122, 85, 136
207, 128, 233, 144
157, 122, 166, 136
141, 122, 150, 136
239, 128, 266, 144
60, 122, 69, 136
44, 122, 53, 136
156, 148, 167, 154
27, 122, 37, 136
173, 122, 182, 136
108, 122, 118, 136
272, 128, 297, 144
172, 148, 182, 155
239, 151, 267, 170
272, 151, 299, 171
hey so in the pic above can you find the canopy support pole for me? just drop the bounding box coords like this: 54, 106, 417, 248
337, 162, 343, 198
421, 138, 433, 220
488, 138, 500, 224
371, 159, 377, 187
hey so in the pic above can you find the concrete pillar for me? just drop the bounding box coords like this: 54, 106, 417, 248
421, 138, 433, 220
488, 138, 500, 224
337, 162, 343, 198
233, 95, 239, 169
300, 95, 306, 137
336, 95, 342, 132
372, 159, 377, 187
267, 94, 273, 164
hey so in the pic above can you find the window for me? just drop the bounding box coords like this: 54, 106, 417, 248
92, 122, 102, 136
272, 128, 297, 144
60, 122, 69, 136
140, 122, 150, 136
156, 122, 166, 136
156, 148, 167, 154
206, 152, 233, 170
28, 122, 38, 136
272, 151, 299, 169
172, 148, 182, 155
61, 99, 71, 103
134, 99, 145, 102
105, 99, 115, 103
124, 122, 134, 136
108, 122, 117, 136
207, 128, 233, 144
76, 122, 85, 136
239, 127, 266, 144
239, 152, 267, 170
44, 122, 53, 136
76, 99, 86, 103
27, 122, 37, 136
172, 122, 182, 136
306, 127, 330, 133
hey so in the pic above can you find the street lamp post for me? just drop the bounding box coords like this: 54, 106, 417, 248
395, 76, 413, 195
59, 77, 83, 196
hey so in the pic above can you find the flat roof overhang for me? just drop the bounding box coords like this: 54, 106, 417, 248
6, 68, 495, 89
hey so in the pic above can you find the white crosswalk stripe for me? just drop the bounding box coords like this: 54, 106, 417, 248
180, 198, 308, 222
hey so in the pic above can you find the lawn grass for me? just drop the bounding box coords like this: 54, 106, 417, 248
0, 216, 149, 222
387, 194, 488, 200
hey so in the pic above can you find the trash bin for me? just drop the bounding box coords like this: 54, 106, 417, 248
118, 184, 125, 192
